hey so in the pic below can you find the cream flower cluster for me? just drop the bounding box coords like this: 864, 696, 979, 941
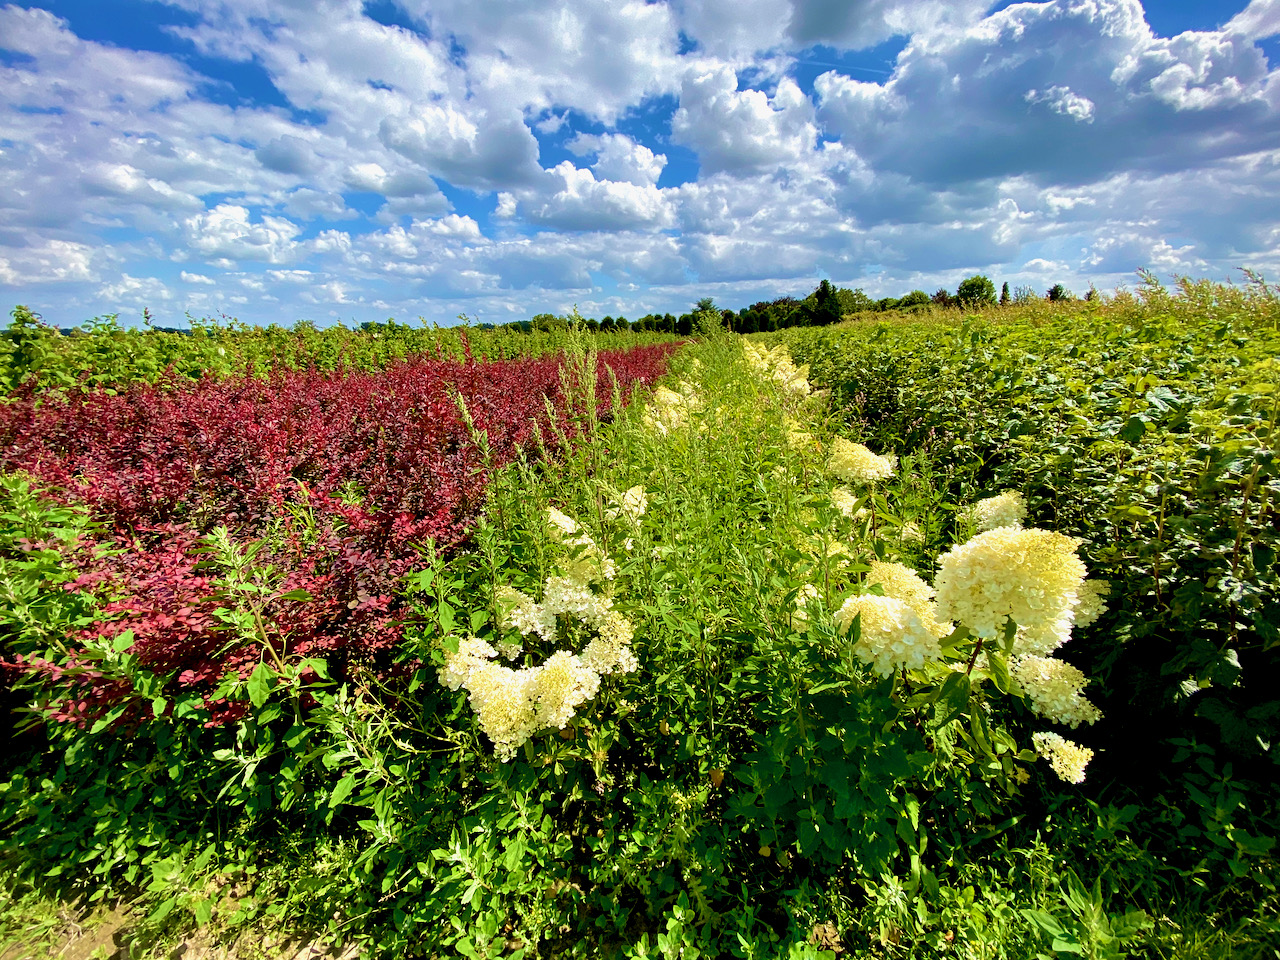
830, 486, 863, 518
791, 583, 820, 628
965, 491, 1028, 531
783, 417, 816, 450
1032, 731, 1094, 784
933, 527, 1086, 654
898, 521, 924, 545
1073, 579, 1110, 629
833, 594, 943, 676
605, 485, 647, 523
866, 561, 953, 639
643, 383, 700, 436
743, 341, 813, 398
440, 639, 603, 760
441, 509, 638, 760
828, 438, 897, 483
1012, 655, 1103, 728
546, 507, 616, 582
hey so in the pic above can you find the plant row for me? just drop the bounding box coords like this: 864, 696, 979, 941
0, 340, 678, 729
767, 276, 1280, 882
1, 305, 679, 394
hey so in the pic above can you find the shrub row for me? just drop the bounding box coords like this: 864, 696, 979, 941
766, 278, 1280, 872
1, 306, 679, 393
0, 341, 679, 727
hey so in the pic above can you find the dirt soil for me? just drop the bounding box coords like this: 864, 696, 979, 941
0, 909, 361, 960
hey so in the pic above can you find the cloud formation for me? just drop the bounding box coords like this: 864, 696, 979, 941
0, 0, 1276, 327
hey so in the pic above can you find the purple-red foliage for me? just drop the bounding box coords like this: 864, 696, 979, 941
1, 343, 678, 723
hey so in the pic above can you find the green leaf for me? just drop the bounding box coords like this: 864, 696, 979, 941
247, 663, 274, 708
933, 672, 970, 726
1022, 909, 1067, 938
328, 772, 357, 809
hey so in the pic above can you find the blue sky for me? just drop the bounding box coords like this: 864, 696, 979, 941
1, 0, 1278, 327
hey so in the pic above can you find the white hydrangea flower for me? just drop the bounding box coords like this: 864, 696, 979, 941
784, 417, 815, 449
830, 486, 860, 518
966, 491, 1028, 531
933, 527, 1086, 654
898, 520, 924, 544
743, 342, 813, 397
644, 385, 699, 436
495, 585, 558, 643
532, 651, 600, 730
545, 508, 615, 582
1012, 655, 1102, 728
790, 584, 820, 628
444, 573, 638, 760
1032, 731, 1094, 784
546, 507, 579, 540
438, 637, 499, 691
828, 438, 896, 483
608, 485, 647, 522
833, 594, 943, 676
866, 561, 953, 639
463, 661, 539, 761
1073, 579, 1110, 629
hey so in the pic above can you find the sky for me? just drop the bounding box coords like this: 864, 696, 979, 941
1, 0, 1278, 328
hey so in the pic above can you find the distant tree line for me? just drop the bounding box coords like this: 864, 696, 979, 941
494, 275, 1093, 335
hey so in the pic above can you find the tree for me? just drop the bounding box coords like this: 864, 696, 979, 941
956, 275, 997, 307
932, 288, 955, 308
695, 297, 717, 313
532, 312, 563, 332
1046, 283, 1073, 302
898, 290, 930, 308
836, 286, 874, 315
1000, 281, 1010, 305
807, 279, 842, 326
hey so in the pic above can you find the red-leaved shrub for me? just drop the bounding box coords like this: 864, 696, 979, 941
1, 342, 678, 722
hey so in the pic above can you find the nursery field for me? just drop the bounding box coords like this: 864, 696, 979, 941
1, 282, 1278, 960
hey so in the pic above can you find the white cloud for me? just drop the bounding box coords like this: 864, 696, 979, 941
96, 274, 173, 309
183, 204, 304, 264
180, 271, 216, 284
0, 238, 95, 286
567, 134, 667, 187
674, 0, 992, 56
406, 0, 683, 122
1025, 85, 1096, 122
816, 0, 1278, 188
1226, 0, 1280, 40
672, 68, 817, 173
525, 163, 676, 231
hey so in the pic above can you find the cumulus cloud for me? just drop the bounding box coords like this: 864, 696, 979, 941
3, 0, 1280, 327
816, 0, 1280, 188
0, 239, 96, 285
97, 274, 173, 309
672, 68, 817, 173
674, 0, 992, 56
524, 163, 676, 231
183, 204, 304, 265
567, 134, 667, 186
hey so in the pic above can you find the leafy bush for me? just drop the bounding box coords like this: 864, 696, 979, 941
769, 276, 1280, 909
3, 305, 1278, 958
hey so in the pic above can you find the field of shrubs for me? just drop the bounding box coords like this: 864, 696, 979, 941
1, 281, 1277, 959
